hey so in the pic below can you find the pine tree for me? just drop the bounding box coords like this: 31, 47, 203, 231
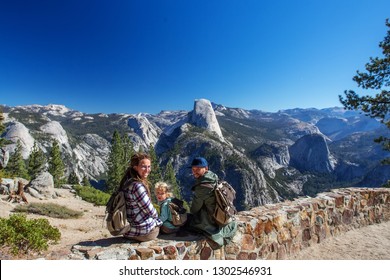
68, 170, 80, 185
106, 130, 124, 193
164, 159, 182, 199
339, 18, 390, 162
28, 141, 46, 179
6, 139, 29, 179
148, 144, 163, 195
122, 133, 134, 167
82, 175, 91, 187
48, 139, 65, 188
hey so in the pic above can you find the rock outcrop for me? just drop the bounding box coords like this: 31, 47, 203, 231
72, 134, 110, 180
27, 171, 56, 199
190, 99, 224, 141
40, 121, 73, 154
252, 143, 290, 178
127, 114, 162, 149
4, 122, 35, 159
289, 134, 335, 173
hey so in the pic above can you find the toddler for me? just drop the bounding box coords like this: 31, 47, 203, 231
154, 182, 180, 234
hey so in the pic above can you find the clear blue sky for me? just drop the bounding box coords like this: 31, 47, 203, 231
1, 0, 389, 114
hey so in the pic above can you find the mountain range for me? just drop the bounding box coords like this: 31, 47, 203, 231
1, 99, 389, 210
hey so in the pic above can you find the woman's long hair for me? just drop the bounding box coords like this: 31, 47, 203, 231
119, 152, 151, 195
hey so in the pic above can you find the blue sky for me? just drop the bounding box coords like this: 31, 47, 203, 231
0, 0, 389, 114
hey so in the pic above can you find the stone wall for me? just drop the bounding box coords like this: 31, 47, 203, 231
69, 188, 390, 260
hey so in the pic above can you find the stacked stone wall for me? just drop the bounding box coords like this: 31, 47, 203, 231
70, 188, 390, 260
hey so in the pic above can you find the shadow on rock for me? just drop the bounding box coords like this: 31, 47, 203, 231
75, 229, 205, 249
75, 236, 132, 247
157, 229, 204, 242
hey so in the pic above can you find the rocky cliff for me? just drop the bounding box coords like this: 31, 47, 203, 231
190, 99, 224, 141
289, 134, 336, 173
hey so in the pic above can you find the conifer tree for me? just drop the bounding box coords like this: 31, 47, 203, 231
28, 141, 46, 179
164, 159, 182, 199
148, 144, 162, 195
82, 175, 91, 187
68, 170, 80, 185
48, 139, 65, 188
339, 19, 390, 162
6, 139, 29, 179
106, 130, 124, 193
122, 133, 133, 167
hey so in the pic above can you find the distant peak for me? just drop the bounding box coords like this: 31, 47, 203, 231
191, 99, 224, 140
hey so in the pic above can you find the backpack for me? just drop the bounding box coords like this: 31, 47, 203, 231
213, 180, 237, 226
168, 197, 188, 226
105, 180, 132, 236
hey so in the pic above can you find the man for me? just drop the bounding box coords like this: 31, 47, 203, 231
188, 157, 237, 249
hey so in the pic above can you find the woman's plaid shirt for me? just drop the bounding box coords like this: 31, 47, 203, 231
123, 181, 162, 237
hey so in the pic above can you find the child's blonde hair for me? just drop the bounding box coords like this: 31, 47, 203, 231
154, 181, 173, 197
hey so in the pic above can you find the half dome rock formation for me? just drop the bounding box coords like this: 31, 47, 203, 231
190, 99, 224, 141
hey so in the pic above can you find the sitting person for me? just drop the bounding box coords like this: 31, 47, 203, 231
155, 181, 180, 234
187, 157, 237, 249
120, 153, 162, 242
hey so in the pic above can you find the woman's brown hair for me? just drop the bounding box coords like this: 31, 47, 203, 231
119, 152, 151, 195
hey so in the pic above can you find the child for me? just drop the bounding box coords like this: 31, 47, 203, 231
154, 182, 180, 234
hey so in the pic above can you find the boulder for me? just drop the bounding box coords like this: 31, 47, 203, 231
0, 178, 14, 194
27, 171, 56, 199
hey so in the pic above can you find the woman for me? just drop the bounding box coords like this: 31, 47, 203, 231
120, 152, 162, 242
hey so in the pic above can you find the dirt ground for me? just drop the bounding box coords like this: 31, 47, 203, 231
0, 188, 109, 258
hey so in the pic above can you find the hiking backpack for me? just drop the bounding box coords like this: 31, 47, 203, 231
105, 181, 132, 236
213, 180, 237, 226
168, 197, 188, 226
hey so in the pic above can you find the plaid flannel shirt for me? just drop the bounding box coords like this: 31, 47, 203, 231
123, 181, 162, 237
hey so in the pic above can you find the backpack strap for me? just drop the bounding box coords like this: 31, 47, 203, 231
118, 177, 135, 192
